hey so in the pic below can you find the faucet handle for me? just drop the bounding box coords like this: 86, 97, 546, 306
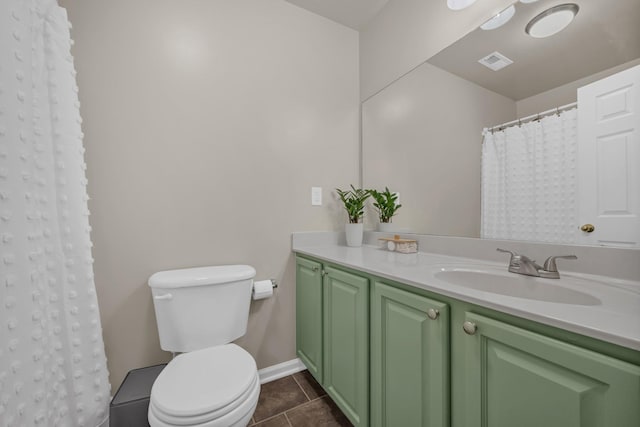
543, 255, 577, 272
497, 248, 518, 258
497, 248, 521, 267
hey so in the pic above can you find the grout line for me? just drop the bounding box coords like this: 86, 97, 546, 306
283, 412, 294, 427
254, 374, 311, 426
309, 394, 325, 403
253, 374, 333, 426
291, 373, 311, 401
254, 412, 286, 426
288, 394, 327, 411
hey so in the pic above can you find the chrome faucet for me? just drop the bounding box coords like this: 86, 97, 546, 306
497, 248, 577, 279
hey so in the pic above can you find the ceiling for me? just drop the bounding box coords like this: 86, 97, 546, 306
285, 0, 389, 30
428, 0, 640, 100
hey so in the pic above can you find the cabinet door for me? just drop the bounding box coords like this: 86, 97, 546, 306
371, 282, 450, 427
323, 266, 369, 427
462, 312, 640, 427
296, 257, 323, 382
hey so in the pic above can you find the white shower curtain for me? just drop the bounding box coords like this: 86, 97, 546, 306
1, 1, 110, 426
481, 108, 578, 243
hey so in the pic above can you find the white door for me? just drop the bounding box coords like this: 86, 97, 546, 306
577, 64, 640, 247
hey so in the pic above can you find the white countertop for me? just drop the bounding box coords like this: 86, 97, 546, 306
293, 240, 640, 352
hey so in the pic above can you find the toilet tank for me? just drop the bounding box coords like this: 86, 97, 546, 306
148, 265, 256, 353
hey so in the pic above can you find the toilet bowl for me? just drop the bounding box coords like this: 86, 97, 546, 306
148, 265, 260, 427
148, 344, 260, 427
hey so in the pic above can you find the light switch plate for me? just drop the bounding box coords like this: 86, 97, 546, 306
311, 187, 322, 206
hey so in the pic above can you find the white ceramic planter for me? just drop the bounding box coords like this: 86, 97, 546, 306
378, 222, 396, 233
345, 223, 364, 247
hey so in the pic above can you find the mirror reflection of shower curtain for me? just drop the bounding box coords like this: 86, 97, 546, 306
0, 1, 110, 426
481, 108, 578, 243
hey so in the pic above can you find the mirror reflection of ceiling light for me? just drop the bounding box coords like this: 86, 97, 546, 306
525, 4, 579, 38
480, 5, 516, 30
447, 0, 477, 11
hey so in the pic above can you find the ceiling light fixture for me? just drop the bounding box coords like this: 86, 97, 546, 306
525, 3, 579, 38
447, 0, 477, 11
519, 0, 539, 4
480, 5, 516, 30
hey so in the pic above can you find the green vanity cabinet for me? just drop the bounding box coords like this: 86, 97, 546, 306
295, 257, 324, 382
295, 254, 640, 427
461, 312, 640, 427
323, 265, 370, 427
371, 281, 450, 427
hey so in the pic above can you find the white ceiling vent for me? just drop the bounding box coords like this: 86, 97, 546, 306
478, 51, 514, 71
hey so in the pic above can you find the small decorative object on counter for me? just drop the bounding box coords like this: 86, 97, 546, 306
379, 235, 418, 254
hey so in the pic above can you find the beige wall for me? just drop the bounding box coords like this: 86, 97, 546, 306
362, 63, 516, 236
516, 58, 640, 117
61, 0, 359, 392
359, 0, 514, 101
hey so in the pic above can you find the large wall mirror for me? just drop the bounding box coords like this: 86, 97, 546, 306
362, 0, 640, 246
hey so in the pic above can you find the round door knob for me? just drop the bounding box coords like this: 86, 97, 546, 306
427, 308, 439, 320
580, 224, 595, 233
463, 321, 477, 335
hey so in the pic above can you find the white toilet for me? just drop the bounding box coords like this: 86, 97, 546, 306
147, 265, 260, 427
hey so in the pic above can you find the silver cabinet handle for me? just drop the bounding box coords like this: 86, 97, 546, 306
321, 270, 327, 277
311, 266, 319, 272
427, 308, 440, 320
154, 293, 173, 301
463, 321, 477, 335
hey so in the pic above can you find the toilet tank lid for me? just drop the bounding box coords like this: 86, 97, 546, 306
148, 265, 256, 289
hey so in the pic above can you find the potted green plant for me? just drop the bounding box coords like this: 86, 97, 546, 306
336, 185, 370, 247
368, 187, 402, 232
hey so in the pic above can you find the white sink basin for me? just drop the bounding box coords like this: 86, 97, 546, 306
434, 267, 602, 306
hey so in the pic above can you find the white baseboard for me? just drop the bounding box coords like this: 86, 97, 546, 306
258, 358, 306, 384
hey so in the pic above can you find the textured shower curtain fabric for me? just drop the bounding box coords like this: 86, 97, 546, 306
1, 1, 110, 426
481, 109, 578, 243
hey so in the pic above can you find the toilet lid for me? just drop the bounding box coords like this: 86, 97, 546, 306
150, 344, 257, 418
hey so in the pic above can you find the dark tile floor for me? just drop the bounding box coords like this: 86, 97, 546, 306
249, 370, 353, 427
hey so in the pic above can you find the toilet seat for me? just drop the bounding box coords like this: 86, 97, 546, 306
149, 344, 260, 427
